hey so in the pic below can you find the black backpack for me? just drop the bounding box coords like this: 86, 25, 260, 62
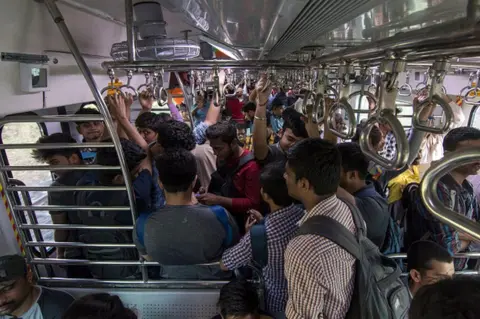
401, 183, 431, 251
296, 198, 410, 319
75, 185, 139, 280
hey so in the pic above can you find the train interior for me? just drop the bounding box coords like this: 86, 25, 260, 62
1, 0, 480, 318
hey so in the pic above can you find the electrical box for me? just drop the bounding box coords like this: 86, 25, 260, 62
19, 63, 49, 93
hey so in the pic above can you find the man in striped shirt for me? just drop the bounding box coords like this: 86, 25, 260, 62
283, 138, 356, 319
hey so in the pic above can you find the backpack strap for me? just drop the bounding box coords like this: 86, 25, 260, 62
250, 222, 268, 268
210, 205, 233, 247
297, 215, 361, 260
135, 213, 149, 247
338, 197, 367, 238
233, 152, 255, 175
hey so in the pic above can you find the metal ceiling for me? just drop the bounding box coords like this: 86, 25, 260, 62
65, 0, 477, 61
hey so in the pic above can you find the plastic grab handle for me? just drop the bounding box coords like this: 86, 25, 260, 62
119, 85, 138, 99
100, 86, 123, 96
398, 84, 413, 97
421, 148, 480, 241
327, 85, 339, 100
348, 90, 378, 114
313, 92, 325, 123
327, 97, 356, 139
463, 87, 480, 105
157, 87, 168, 106
359, 109, 409, 170
412, 95, 453, 134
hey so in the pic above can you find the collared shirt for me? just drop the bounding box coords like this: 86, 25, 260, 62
416, 174, 480, 270
285, 195, 356, 319
222, 204, 305, 313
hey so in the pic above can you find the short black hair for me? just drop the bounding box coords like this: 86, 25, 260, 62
62, 293, 137, 319
96, 138, 146, 171
242, 101, 256, 113
337, 142, 369, 179
287, 138, 341, 196
260, 162, 293, 207
282, 108, 308, 138
407, 240, 453, 273
31, 133, 81, 162
75, 107, 102, 125
156, 149, 197, 193
409, 276, 480, 319
135, 112, 165, 131
206, 121, 238, 144
443, 127, 480, 152
156, 120, 195, 151
272, 103, 284, 111
218, 279, 259, 319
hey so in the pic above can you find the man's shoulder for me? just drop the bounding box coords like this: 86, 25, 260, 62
38, 286, 75, 316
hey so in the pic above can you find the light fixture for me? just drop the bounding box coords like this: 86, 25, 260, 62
198, 35, 243, 61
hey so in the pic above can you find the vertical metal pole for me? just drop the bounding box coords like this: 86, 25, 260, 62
125, 0, 136, 62
43, 0, 146, 280
174, 71, 195, 128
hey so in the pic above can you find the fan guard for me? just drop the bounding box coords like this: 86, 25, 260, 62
110, 38, 200, 61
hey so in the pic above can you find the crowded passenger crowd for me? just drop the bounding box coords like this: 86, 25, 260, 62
1, 73, 480, 319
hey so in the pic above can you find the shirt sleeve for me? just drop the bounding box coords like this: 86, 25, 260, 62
168, 102, 184, 122
221, 232, 253, 270
193, 122, 208, 145
231, 162, 262, 213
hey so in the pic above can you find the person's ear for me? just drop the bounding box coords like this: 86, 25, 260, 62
26, 265, 34, 284
260, 187, 269, 202
69, 153, 82, 165
410, 269, 422, 283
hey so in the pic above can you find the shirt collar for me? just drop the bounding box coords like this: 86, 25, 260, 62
267, 204, 297, 223
298, 195, 337, 226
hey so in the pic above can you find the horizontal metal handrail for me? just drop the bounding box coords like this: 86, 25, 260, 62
386, 252, 480, 259
32, 258, 221, 267
8, 186, 127, 192
27, 242, 135, 248
38, 277, 229, 287
14, 205, 131, 211
20, 224, 134, 230
0, 142, 113, 150
0, 165, 121, 171
0, 115, 105, 124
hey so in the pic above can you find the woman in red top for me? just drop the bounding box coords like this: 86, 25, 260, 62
226, 88, 248, 124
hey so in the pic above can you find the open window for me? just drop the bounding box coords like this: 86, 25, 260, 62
0, 118, 54, 254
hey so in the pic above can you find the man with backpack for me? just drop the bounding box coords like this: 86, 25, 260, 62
220, 163, 304, 318
198, 121, 262, 231
337, 143, 390, 249
284, 138, 410, 319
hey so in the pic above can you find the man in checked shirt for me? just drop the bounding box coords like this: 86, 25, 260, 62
283, 138, 357, 319
416, 127, 480, 271
220, 162, 304, 318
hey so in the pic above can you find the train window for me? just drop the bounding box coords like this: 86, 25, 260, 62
469, 105, 480, 128
1, 122, 54, 243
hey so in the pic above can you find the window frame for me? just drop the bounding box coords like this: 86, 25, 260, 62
468, 104, 480, 128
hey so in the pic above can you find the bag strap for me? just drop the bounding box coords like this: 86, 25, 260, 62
136, 213, 149, 247
233, 152, 255, 175
210, 205, 233, 247
297, 215, 361, 260
337, 197, 366, 238
250, 221, 268, 268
